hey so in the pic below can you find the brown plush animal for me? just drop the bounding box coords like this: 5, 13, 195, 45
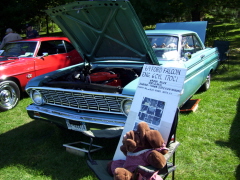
108, 122, 168, 180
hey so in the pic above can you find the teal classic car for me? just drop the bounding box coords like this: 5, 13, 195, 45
26, 0, 219, 131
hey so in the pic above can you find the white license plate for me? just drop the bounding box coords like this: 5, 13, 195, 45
66, 120, 87, 132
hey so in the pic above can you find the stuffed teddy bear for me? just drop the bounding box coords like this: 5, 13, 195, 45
107, 121, 168, 180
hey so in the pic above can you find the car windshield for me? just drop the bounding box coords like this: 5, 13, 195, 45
147, 36, 179, 60
0, 42, 37, 57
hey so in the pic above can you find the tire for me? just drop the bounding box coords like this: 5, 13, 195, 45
0, 81, 20, 111
201, 74, 211, 91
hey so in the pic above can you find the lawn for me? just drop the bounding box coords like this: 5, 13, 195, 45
177, 54, 240, 179
0, 25, 240, 179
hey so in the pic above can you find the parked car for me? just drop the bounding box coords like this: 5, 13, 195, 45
26, 1, 219, 131
0, 37, 83, 111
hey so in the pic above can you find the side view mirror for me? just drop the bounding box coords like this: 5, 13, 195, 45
38, 52, 48, 59
42, 52, 48, 57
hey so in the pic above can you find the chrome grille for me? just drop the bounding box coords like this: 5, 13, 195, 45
38, 88, 131, 115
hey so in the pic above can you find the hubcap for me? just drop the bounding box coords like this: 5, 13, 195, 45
0, 84, 17, 109
205, 75, 210, 89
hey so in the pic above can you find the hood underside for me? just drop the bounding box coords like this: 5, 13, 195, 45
46, 0, 159, 65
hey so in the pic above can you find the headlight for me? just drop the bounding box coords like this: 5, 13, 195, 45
121, 99, 132, 116
31, 90, 45, 105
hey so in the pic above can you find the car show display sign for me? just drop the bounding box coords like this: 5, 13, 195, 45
113, 64, 187, 160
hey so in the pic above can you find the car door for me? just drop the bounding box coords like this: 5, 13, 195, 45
63, 40, 83, 65
34, 40, 79, 77
181, 34, 205, 100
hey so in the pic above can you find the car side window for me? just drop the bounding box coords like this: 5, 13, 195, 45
193, 35, 203, 52
182, 35, 194, 51
64, 41, 75, 52
37, 40, 66, 56
182, 35, 202, 59
181, 35, 203, 58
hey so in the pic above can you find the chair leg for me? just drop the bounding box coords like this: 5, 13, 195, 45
216, 62, 228, 74
88, 137, 96, 164
172, 152, 175, 180
221, 63, 228, 71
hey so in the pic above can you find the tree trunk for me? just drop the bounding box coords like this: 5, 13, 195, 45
191, 10, 201, 21
46, 15, 49, 35
191, 4, 201, 21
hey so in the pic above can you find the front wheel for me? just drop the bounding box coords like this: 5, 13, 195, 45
201, 74, 211, 91
0, 81, 20, 111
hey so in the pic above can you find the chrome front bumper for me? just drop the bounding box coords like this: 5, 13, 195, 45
26, 104, 127, 128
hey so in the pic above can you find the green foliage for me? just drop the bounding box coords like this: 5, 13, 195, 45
129, 0, 240, 27
130, 0, 175, 26
0, 0, 240, 39
0, 0, 76, 38
205, 23, 240, 46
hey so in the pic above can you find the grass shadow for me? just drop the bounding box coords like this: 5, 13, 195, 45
0, 120, 119, 179
215, 98, 240, 179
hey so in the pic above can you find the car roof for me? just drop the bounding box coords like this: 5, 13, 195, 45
15, 36, 70, 42
155, 21, 207, 43
145, 29, 196, 36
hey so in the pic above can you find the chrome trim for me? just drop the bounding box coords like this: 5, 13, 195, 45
27, 104, 126, 126
27, 87, 133, 115
184, 57, 218, 83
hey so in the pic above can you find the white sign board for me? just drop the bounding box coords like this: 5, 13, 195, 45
113, 64, 187, 160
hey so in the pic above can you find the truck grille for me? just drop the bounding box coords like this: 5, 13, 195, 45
38, 88, 132, 115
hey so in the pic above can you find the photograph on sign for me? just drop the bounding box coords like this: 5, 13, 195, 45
128, 89, 175, 139
137, 97, 165, 127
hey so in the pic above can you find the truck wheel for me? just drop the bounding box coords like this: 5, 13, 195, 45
201, 74, 211, 91
0, 81, 20, 111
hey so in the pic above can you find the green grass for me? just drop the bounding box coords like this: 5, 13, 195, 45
1, 26, 240, 179
0, 97, 118, 180
177, 62, 240, 179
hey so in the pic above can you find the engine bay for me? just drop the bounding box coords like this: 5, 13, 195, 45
42, 67, 141, 93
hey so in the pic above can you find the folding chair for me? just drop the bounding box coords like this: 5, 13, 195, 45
87, 109, 180, 180
213, 40, 231, 71
63, 126, 124, 164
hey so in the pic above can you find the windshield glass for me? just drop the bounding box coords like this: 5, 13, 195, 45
0, 42, 37, 57
147, 36, 179, 60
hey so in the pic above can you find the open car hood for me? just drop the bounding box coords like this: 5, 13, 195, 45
155, 21, 207, 44
46, 0, 159, 65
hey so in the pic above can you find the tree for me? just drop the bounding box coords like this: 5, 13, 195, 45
0, 0, 239, 39
130, 0, 182, 26
130, 0, 240, 25
0, 0, 75, 39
